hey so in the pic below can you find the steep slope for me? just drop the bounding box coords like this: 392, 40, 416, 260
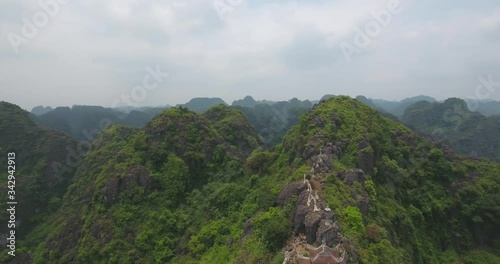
403, 98, 500, 161
275, 96, 499, 263
0, 102, 77, 248
14, 97, 500, 264
203, 104, 262, 158
23, 106, 262, 263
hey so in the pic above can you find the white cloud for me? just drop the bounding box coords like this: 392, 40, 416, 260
1, 0, 499, 109
479, 8, 500, 29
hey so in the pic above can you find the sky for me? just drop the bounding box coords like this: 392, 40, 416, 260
1, 0, 500, 110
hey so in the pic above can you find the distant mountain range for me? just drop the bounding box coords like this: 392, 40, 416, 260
29, 95, 500, 160
29, 96, 315, 146
179, 97, 227, 113
402, 98, 500, 161
31, 95, 500, 118
31, 105, 54, 116
464, 99, 500, 116
30, 105, 169, 140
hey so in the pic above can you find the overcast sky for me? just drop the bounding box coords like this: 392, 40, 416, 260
1, 0, 500, 110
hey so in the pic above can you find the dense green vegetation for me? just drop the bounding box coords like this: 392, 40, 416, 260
403, 98, 500, 161
1, 97, 499, 263
0, 102, 77, 241
276, 97, 499, 263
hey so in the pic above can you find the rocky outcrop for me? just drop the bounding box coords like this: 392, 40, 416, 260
326, 139, 349, 161
280, 123, 357, 263
302, 134, 329, 160
305, 212, 323, 244
286, 185, 342, 248
357, 138, 374, 175
338, 169, 365, 185
316, 219, 340, 246
310, 152, 333, 174
103, 177, 121, 204
124, 166, 153, 193
308, 115, 327, 129
8, 253, 33, 264
277, 181, 307, 207
303, 136, 349, 162
103, 166, 153, 205
293, 192, 313, 233
357, 195, 370, 217
243, 219, 253, 237
330, 112, 341, 128
46, 215, 83, 260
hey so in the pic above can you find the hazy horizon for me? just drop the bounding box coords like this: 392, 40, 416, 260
9, 93, 500, 112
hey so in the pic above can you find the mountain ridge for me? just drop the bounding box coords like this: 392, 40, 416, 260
4, 97, 498, 263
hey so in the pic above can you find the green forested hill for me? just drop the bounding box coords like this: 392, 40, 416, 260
0, 102, 77, 249
3, 97, 500, 264
277, 96, 500, 263
402, 98, 500, 162
14, 105, 266, 263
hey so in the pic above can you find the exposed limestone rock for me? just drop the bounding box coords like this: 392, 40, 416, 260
357, 137, 374, 175
310, 152, 333, 174
280, 137, 354, 263
129, 166, 153, 193
308, 115, 327, 129
302, 147, 317, 161
287, 184, 341, 247
293, 192, 312, 233
330, 112, 341, 128
315, 220, 340, 246
103, 177, 120, 205
357, 195, 370, 217
302, 134, 328, 160
242, 219, 253, 237
338, 169, 365, 185
322, 142, 335, 156
277, 181, 307, 207
304, 212, 323, 244
323, 210, 335, 222
302, 133, 349, 164
103, 166, 153, 205
46, 216, 82, 258
8, 253, 33, 264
